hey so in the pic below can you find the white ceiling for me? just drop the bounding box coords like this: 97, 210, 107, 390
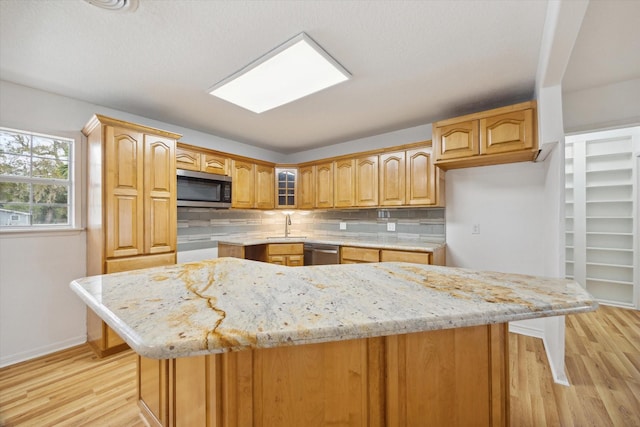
0, 1, 638, 154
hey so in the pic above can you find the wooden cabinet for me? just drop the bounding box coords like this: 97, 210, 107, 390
379, 151, 406, 206
231, 160, 275, 209
380, 249, 431, 264
406, 146, 440, 206
334, 159, 355, 208
298, 165, 315, 209
139, 324, 508, 427
176, 146, 227, 175
355, 156, 378, 207
315, 162, 334, 208
434, 101, 537, 169
221, 243, 304, 266
276, 168, 297, 208
266, 243, 304, 266
341, 246, 380, 264
255, 164, 275, 209
83, 115, 180, 357
231, 160, 255, 209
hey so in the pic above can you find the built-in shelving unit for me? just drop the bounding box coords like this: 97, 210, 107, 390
565, 128, 639, 308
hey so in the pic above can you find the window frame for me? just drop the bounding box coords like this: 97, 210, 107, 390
0, 126, 82, 232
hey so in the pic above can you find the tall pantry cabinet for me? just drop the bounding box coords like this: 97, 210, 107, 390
82, 115, 181, 357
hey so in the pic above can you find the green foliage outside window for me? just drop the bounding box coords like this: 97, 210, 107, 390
0, 128, 73, 227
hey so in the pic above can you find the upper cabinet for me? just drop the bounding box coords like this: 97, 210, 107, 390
355, 156, 378, 207
298, 166, 315, 209
334, 159, 355, 208
379, 151, 405, 206
276, 168, 297, 208
433, 101, 537, 170
176, 146, 228, 175
231, 160, 275, 209
406, 146, 440, 205
315, 162, 334, 208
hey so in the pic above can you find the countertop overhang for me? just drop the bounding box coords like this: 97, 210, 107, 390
70, 258, 596, 359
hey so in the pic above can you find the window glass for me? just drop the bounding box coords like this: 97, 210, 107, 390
0, 127, 74, 228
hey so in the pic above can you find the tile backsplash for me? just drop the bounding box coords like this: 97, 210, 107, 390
178, 207, 445, 251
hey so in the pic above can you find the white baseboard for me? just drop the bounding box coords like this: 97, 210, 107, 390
509, 321, 544, 339
0, 336, 87, 368
509, 320, 569, 386
542, 335, 570, 386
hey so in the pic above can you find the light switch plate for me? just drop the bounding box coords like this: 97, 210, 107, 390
387, 222, 396, 232
339, 222, 347, 230
472, 224, 480, 234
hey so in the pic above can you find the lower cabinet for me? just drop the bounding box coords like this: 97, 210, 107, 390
219, 243, 304, 267
340, 246, 380, 264
266, 243, 304, 266
340, 246, 443, 265
138, 324, 508, 427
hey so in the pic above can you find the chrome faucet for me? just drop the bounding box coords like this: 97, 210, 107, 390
285, 214, 292, 237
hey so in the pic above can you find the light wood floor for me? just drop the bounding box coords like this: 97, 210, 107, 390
1, 305, 638, 426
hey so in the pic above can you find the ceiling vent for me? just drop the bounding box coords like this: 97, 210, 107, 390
84, 0, 139, 12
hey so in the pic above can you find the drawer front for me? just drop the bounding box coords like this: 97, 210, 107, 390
340, 247, 380, 263
287, 255, 304, 267
380, 250, 431, 265
105, 252, 176, 273
268, 243, 304, 256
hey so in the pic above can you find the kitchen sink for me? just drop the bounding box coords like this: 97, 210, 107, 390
266, 236, 307, 240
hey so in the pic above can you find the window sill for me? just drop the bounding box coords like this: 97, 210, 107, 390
0, 227, 85, 238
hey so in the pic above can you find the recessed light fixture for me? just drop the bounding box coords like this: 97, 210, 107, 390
209, 33, 351, 114
84, 0, 139, 12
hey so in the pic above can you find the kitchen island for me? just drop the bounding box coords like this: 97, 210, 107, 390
70, 258, 596, 427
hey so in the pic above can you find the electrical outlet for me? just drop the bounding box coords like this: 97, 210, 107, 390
339, 222, 347, 230
472, 224, 480, 234
387, 222, 396, 232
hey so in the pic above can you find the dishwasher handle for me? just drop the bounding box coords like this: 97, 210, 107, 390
315, 248, 338, 254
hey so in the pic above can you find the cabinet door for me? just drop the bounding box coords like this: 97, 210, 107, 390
406, 147, 437, 205
379, 152, 405, 206
380, 249, 431, 264
315, 162, 334, 208
356, 156, 378, 207
202, 153, 228, 175
480, 108, 534, 155
334, 159, 355, 207
434, 120, 479, 160
175, 147, 201, 171
298, 166, 315, 209
231, 160, 255, 208
138, 356, 170, 427
276, 168, 297, 208
105, 126, 145, 258
255, 164, 275, 209
144, 134, 176, 254
340, 246, 380, 263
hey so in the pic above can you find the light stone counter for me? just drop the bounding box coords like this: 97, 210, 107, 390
216, 234, 445, 252
70, 258, 596, 360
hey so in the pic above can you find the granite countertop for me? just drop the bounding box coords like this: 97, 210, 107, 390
70, 258, 596, 359
217, 235, 445, 252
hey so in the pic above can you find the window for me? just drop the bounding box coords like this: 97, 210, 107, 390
0, 127, 75, 229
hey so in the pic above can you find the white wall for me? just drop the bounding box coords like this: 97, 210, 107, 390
445, 161, 546, 274
287, 124, 432, 164
0, 231, 86, 367
563, 78, 640, 134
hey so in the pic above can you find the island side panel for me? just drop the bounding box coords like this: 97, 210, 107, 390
137, 324, 508, 427
385, 324, 508, 427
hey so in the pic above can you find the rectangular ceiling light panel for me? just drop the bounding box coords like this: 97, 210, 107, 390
209, 33, 351, 113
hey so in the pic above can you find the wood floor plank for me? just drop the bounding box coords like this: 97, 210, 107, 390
0, 305, 638, 426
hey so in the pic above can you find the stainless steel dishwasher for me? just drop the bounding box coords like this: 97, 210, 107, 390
303, 243, 340, 265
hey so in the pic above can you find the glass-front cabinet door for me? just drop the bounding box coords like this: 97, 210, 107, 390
276, 168, 297, 208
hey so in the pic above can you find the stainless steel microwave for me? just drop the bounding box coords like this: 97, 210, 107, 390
176, 169, 232, 208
